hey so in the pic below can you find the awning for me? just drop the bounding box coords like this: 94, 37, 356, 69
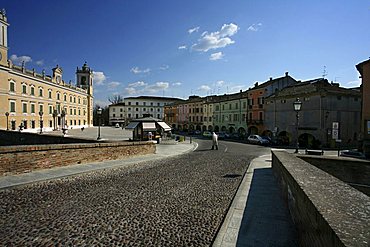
125, 121, 139, 130
157, 121, 171, 131
142, 122, 157, 131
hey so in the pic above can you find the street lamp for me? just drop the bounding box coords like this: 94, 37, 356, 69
39, 111, 43, 134
293, 98, 302, 153
97, 107, 102, 140
5, 112, 9, 131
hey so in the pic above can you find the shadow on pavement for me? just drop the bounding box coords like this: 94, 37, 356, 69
236, 168, 298, 247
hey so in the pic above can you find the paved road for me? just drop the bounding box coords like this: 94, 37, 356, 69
0, 139, 270, 246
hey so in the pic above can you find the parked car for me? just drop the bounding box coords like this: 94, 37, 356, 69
218, 132, 230, 140
340, 150, 366, 159
247, 135, 269, 145
260, 136, 272, 145
194, 130, 201, 135
202, 131, 212, 138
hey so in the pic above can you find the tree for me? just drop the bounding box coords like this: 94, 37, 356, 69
93, 105, 109, 126
108, 95, 124, 104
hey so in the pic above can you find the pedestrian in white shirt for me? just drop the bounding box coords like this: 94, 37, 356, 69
212, 132, 219, 150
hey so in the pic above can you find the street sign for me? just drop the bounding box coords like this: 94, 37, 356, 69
333, 129, 339, 140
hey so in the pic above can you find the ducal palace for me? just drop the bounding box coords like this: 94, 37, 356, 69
0, 9, 94, 132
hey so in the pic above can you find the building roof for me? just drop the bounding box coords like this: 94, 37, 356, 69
248, 72, 296, 91
356, 59, 370, 76
266, 78, 361, 99
124, 96, 184, 101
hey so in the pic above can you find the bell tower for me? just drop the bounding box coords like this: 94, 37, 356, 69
0, 9, 9, 67
76, 61, 93, 95
76, 62, 94, 126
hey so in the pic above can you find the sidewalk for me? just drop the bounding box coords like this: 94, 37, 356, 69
213, 152, 298, 247
0, 141, 197, 189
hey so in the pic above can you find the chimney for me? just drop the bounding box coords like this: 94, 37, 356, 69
285, 72, 289, 77
254, 82, 259, 87
240, 89, 242, 93
270, 77, 272, 81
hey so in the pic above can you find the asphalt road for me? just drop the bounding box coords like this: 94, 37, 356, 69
0, 139, 270, 246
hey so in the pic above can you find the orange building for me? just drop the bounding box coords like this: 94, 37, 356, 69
246, 72, 297, 136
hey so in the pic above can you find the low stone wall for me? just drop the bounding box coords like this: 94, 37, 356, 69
0, 130, 98, 146
299, 155, 370, 196
272, 150, 370, 247
0, 142, 155, 176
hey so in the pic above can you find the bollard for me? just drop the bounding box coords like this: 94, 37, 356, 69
190, 136, 192, 143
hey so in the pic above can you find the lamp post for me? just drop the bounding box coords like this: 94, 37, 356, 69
39, 111, 43, 134
61, 110, 67, 135
97, 107, 102, 140
53, 109, 58, 130
5, 112, 9, 130
293, 98, 302, 153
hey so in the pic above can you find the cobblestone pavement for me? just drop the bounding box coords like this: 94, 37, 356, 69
0, 140, 268, 246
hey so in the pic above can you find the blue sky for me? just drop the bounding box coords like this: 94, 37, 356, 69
3, 0, 370, 106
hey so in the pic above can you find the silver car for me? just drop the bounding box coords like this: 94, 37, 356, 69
247, 135, 269, 145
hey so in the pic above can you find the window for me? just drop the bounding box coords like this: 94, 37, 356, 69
259, 112, 263, 121
249, 112, 252, 120
70, 108, 73, 115
128, 108, 131, 111
57, 92, 60, 100
128, 113, 131, 118
9, 81, 15, 92
113, 108, 116, 112
136, 102, 139, 105
74, 97, 76, 103
10, 101, 15, 112
157, 114, 160, 118
31, 120, 35, 129
143, 108, 146, 111
64, 94, 67, 101
243, 102, 246, 109
157, 109, 160, 112
49, 105, 53, 114
143, 102, 146, 106
31, 104, 35, 113
48, 90, 52, 99
120, 108, 123, 112
235, 103, 238, 109
39, 104, 43, 114
229, 104, 231, 110
22, 84, 27, 94
70, 95, 73, 102
39, 88, 43, 97
78, 109, 81, 115
74, 109, 76, 115
128, 102, 131, 106
30, 86, 35, 96
150, 102, 153, 106
151, 108, 153, 112
157, 103, 160, 106
78, 98, 81, 104
113, 113, 116, 117
22, 103, 27, 113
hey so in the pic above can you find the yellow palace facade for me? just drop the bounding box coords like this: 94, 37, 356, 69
0, 9, 93, 132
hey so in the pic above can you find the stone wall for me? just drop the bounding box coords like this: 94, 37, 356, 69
0, 130, 97, 146
272, 150, 370, 247
0, 142, 155, 176
299, 155, 370, 196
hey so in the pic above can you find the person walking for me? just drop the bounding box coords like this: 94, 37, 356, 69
212, 132, 219, 150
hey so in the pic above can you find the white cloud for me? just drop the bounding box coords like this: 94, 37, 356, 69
124, 81, 170, 95
108, 81, 120, 89
247, 23, 262, 32
124, 87, 137, 95
172, 82, 182, 86
216, 80, 225, 86
10, 54, 32, 65
344, 80, 361, 87
145, 82, 169, 93
209, 52, 224, 61
188, 26, 200, 34
198, 85, 211, 92
130, 66, 151, 74
36, 60, 44, 66
191, 23, 239, 52
128, 81, 147, 87
93, 71, 107, 85
160, 64, 169, 70
178, 45, 187, 50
